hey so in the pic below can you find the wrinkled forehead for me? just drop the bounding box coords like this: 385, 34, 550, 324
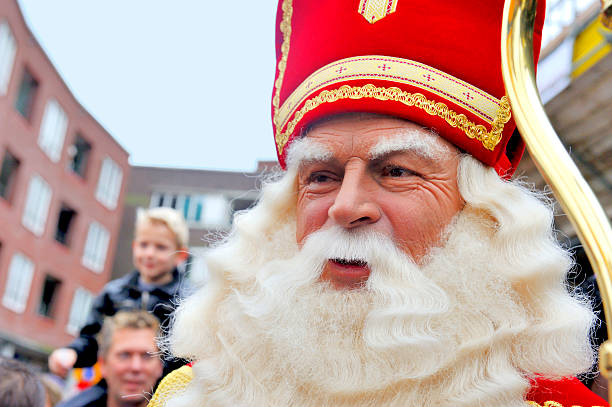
287, 113, 457, 169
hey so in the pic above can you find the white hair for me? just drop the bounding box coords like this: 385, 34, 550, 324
163, 154, 594, 406
368, 128, 451, 160
285, 137, 333, 169
285, 126, 449, 169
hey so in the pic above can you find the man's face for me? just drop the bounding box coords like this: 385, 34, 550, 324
133, 221, 180, 285
296, 115, 463, 289
99, 328, 163, 406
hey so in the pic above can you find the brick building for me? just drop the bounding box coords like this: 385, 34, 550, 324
112, 162, 277, 284
0, 0, 129, 363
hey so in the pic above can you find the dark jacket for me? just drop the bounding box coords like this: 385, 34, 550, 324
68, 268, 189, 373
56, 381, 107, 407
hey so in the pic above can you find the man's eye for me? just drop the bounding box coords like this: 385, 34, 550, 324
118, 352, 131, 360
307, 172, 335, 184
381, 165, 417, 178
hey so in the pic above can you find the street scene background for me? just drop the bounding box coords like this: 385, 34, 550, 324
0, 0, 611, 404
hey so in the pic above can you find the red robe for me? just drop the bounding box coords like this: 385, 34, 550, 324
527, 376, 608, 406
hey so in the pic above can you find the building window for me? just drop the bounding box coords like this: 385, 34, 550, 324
95, 157, 122, 209
54, 204, 77, 246
22, 174, 52, 236
150, 192, 230, 228
230, 198, 255, 223
14, 68, 39, 120
66, 287, 93, 335
38, 99, 68, 162
38, 274, 61, 318
0, 21, 17, 95
68, 134, 91, 178
2, 252, 34, 313
82, 221, 109, 273
0, 150, 20, 202
202, 194, 229, 227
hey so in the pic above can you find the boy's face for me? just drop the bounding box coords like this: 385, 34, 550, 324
133, 220, 181, 284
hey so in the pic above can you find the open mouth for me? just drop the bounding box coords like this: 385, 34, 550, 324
331, 258, 368, 267
323, 258, 371, 289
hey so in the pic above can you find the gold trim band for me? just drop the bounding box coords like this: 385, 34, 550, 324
275, 84, 511, 155
278, 56, 503, 133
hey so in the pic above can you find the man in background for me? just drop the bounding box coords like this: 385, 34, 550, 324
58, 311, 163, 407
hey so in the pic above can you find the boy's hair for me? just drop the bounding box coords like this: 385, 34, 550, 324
97, 310, 160, 357
136, 207, 189, 248
0, 357, 46, 407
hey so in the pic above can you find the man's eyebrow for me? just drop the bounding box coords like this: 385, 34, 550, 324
368, 129, 450, 162
286, 137, 333, 169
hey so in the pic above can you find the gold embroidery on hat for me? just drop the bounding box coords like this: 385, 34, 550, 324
275, 84, 511, 154
358, 0, 399, 24
277, 56, 502, 129
272, 0, 294, 128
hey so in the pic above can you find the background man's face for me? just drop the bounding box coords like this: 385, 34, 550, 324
295, 115, 463, 289
99, 327, 163, 406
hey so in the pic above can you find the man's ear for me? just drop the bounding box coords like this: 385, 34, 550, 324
154, 356, 164, 380
97, 356, 106, 378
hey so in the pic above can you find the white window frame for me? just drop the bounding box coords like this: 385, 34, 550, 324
38, 99, 69, 162
150, 191, 197, 221
0, 20, 17, 95
2, 253, 35, 313
81, 221, 110, 273
21, 174, 52, 236
150, 191, 232, 228
149, 191, 162, 208
202, 194, 229, 228
66, 287, 94, 335
95, 157, 123, 209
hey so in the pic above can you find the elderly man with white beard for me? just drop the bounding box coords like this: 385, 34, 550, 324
148, 1, 609, 406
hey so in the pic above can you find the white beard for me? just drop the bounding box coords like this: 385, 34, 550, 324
167, 160, 594, 407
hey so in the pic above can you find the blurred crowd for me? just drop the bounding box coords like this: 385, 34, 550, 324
1, 207, 191, 407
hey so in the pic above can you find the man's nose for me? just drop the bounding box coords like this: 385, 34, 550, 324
328, 163, 381, 229
128, 355, 144, 371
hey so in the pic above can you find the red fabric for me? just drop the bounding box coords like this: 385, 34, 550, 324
527, 376, 609, 406
272, 0, 546, 177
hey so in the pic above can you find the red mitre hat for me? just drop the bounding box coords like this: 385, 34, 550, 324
271, 0, 545, 177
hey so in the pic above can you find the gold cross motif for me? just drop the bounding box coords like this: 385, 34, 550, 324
358, 0, 399, 24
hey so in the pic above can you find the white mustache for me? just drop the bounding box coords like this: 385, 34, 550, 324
300, 225, 407, 269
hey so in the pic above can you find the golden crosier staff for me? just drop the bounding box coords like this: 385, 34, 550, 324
501, 0, 612, 399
